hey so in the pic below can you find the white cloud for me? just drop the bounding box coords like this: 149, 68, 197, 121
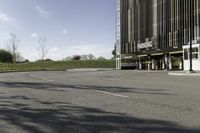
62, 29, 68, 35
0, 33, 10, 40
31, 33, 38, 38
49, 47, 60, 52
0, 12, 14, 22
0, 12, 23, 30
35, 6, 50, 17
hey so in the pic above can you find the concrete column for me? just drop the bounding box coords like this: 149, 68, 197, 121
152, 59, 155, 70
164, 54, 169, 70
169, 55, 172, 70
155, 60, 158, 70
147, 55, 151, 70
148, 62, 151, 70
162, 59, 165, 70
179, 59, 183, 70
139, 57, 142, 69
116, 58, 119, 70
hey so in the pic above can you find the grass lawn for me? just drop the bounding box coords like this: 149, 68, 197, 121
0, 60, 115, 72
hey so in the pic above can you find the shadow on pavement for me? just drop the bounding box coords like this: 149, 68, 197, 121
0, 81, 174, 96
0, 95, 199, 133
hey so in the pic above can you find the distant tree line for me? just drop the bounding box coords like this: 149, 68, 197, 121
0, 32, 116, 72
63, 54, 107, 61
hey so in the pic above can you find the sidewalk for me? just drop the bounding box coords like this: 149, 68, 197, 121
168, 71, 200, 76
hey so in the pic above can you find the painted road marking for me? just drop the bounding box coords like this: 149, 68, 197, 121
96, 90, 128, 98
29, 74, 54, 82
71, 102, 82, 106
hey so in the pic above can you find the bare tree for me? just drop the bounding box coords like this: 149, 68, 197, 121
38, 36, 48, 71
88, 54, 96, 60
7, 33, 21, 70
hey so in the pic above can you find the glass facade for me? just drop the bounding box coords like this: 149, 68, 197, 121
117, 0, 200, 70
118, 0, 200, 54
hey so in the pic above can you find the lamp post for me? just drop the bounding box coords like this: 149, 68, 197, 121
189, 0, 194, 72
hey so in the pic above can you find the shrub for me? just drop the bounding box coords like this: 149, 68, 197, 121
45, 58, 53, 62
97, 56, 107, 61
72, 55, 81, 60
0, 49, 13, 63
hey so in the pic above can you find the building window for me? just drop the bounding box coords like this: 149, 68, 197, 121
192, 48, 199, 59
184, 48, 199, 60
184, 49, 188, 60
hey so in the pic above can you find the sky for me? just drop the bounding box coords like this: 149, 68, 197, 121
0, 0, 116, 61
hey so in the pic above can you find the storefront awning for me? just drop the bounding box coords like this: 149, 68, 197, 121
169, 51, 183, 54
137, 55, 147, 57
151, 53, 164, 56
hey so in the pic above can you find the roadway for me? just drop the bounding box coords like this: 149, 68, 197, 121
0, 70, 199, 133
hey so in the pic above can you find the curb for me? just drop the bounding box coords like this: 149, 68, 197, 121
98, 68, 115, 71
67, 69, 98, 72
66, 68, 114, 72
168, 72, 200, 76
133, 70, 166, 73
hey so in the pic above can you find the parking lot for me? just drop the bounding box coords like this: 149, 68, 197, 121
0, 70, 199, 133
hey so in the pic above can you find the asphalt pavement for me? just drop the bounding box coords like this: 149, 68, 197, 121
0, 70, 199, 133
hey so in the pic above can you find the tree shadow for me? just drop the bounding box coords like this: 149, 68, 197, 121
0, 82, 67, 92
0, 81, 174, 96
0, 95, 199, 133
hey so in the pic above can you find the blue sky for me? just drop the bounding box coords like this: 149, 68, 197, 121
0, 0, 116, 61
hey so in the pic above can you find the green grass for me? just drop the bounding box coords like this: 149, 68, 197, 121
0, 60, 115, 72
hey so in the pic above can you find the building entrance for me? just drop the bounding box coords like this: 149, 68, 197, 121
151, 54, 165, 70
138, 56, 148, 70
169, 53, 183, 70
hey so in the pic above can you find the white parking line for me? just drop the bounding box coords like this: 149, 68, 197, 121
41, 77, 54, 82
96, 90, 128, 98
29, 74, 54, 82
71, 102, 82, 106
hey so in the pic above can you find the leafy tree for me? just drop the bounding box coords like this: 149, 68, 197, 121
112, 46, 116, 58
97, 56, 107, 61
63, 56, 72, 61
45, 58, 53, 62
80, 54, 96, 60
72, 55, 81, 60
0, 49, 13, 63
16, 52, 25, 63
80, 55, 89, 60
88, 54, 96, 60
24, 59, 29, 63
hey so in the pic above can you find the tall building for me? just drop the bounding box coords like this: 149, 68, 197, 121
116, 0, 200, 70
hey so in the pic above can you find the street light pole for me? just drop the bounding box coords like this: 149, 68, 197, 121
189, 0, 194, 72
